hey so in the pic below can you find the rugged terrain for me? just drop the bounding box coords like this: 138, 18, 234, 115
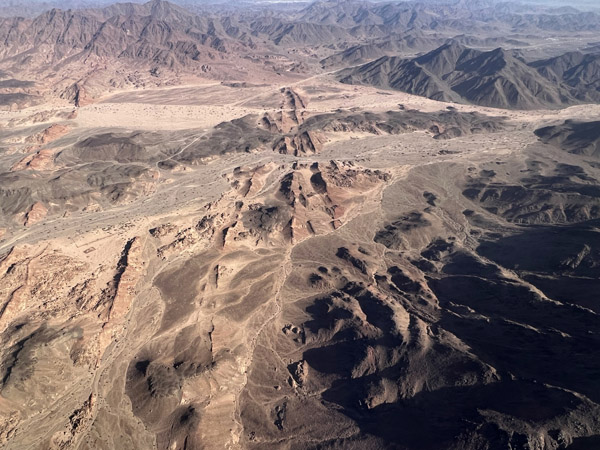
0, 0, 600, 449
339, 41, 600, 109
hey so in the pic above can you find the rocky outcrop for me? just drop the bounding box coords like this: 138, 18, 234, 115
23, 202, 48, 226
273, 131, 325, 156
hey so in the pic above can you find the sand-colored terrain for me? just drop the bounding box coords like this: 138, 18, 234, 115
1, 0, 600, 447
7, 0, 600, 441
1, 67, 600, 450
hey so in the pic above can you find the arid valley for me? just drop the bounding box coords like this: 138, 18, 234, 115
0, 0, 600, 449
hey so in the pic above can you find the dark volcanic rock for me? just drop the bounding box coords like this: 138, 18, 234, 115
338, 42, 600, 109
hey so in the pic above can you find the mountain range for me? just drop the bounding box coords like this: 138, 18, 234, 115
338, 41, 600, 109
1, 0, 600, 107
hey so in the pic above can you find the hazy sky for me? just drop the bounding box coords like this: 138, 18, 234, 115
0, 0, 598, 13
